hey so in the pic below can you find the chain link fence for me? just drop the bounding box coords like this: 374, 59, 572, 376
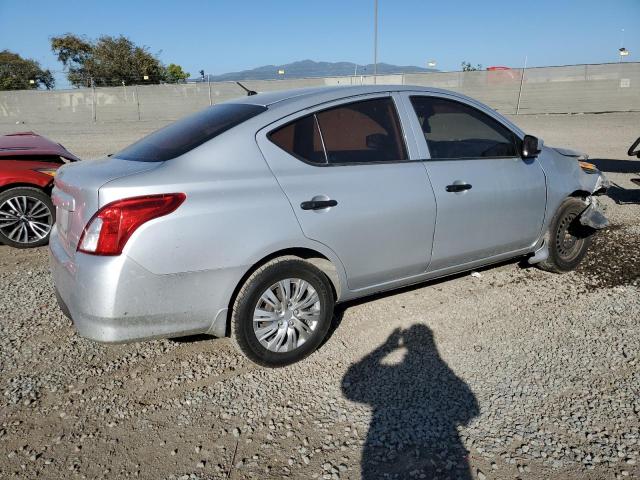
1, 63, 638, 124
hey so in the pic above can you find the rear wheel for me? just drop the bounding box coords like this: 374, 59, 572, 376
538, 198, 592, 273
231, 258, 334, 367
0, 187, 54, 248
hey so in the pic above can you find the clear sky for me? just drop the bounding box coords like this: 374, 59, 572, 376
1, 0, 639, 88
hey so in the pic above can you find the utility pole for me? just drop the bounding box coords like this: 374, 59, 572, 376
134, 84, 141, 121
515, 55, 528, 115
373, 0, 378, 83
90, 76, 96, 123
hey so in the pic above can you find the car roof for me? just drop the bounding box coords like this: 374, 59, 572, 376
228, 84, 525, 138
0, 132, 80, 161
231, 84, 453, 108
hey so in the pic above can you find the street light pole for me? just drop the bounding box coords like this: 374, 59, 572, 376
373, 0, 378, 83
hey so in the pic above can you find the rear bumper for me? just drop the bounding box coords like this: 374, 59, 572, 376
49, 230, 244, 343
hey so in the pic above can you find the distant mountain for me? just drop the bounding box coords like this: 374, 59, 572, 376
201, 59, 437, 82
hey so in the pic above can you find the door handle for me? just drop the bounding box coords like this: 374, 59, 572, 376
300, 199, 338, 210
445, 183, 472, 193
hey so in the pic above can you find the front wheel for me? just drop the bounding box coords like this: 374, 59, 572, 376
0, 187, 55, 248
231, 258, 334, 367
538, 198, 593, 273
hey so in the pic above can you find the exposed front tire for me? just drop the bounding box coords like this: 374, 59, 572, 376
231, 257, 334, 367
538, 197, 593, 273
0, 187, 55, 248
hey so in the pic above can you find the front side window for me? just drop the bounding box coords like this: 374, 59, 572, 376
410, 96, 519, 160
269, 97, 408, 165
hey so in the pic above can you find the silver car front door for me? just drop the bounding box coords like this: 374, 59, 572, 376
257, 94, 437, 291
399, 92, 547, 271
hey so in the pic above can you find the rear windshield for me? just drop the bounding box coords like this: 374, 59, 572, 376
116, 103, 266, 162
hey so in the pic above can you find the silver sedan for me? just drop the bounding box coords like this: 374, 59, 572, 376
50, 85, 609, 367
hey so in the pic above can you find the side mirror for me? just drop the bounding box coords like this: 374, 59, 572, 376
522, 134, 541, 158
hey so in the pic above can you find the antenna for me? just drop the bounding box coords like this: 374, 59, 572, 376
236, 81, 257, 96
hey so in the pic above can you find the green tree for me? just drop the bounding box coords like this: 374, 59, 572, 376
461, 61, 483, 72
165, 63, 190, 83
50, 34, 93, 87
51, 34, 167, 87
0, 50, 55, 90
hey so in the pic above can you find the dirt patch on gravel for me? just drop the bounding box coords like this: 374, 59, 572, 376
578, 225, 640, 289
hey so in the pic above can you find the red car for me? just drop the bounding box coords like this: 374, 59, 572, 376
0, 132, 79, 248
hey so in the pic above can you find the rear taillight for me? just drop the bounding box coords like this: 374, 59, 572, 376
78, 193, 186, 256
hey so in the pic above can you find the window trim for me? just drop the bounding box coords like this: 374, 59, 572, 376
313, 113, 329, 162
267, 95, 415, 167
408, 94, 523, 162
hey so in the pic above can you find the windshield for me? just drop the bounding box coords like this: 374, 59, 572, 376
115, 103, 266, 162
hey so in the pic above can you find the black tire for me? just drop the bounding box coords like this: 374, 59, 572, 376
538, 197, 593, 273
0, 187, 55, 248
231, 257, 334, 367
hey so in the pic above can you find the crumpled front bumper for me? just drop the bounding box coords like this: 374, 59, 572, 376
579, 197, 609, 230
592, 172, 611, 196
578, 169, 610, 230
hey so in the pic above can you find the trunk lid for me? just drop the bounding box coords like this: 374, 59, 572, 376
52, 157, 161, 256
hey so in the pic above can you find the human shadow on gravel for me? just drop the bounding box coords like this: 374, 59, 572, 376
342, 325, 479, 480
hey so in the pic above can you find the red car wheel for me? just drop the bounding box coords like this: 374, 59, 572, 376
0, 187, 55, 248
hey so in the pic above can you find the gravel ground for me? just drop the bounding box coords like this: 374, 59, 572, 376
1, 113, 639, 480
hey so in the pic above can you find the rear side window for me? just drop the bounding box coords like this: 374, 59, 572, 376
410, 96, 519, 159
269, 97, 408, 165
116, 103, 266, 162
269, 114, 326, 164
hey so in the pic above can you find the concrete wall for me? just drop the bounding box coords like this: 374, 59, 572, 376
1, 63, 638, 125
405, 70, 523, 113
517, 63, 640, 114
0, 89, 94, 123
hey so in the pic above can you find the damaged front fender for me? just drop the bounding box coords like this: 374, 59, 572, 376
533, 144, 613, 253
